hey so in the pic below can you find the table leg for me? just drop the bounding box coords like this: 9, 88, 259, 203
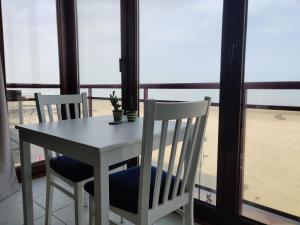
18, 100, 24, 125
94, 155, 110, 225
20, 140, 34, 225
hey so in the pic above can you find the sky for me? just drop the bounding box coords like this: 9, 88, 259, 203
2, 0, 300, 104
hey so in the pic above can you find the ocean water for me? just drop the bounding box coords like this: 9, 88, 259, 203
12, 87, 300, 107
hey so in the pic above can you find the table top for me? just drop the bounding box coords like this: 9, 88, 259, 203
16, 116, 176, 151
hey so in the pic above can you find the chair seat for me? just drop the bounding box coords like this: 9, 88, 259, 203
84, 166, 179, 214
50, 156, 130, 183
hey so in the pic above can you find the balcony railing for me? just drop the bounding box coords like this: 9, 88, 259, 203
5, 81, 300, 223
7, 81, 300, 112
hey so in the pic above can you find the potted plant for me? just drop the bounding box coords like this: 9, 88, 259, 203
110, 90, 123, 121
126, 97, 137, 122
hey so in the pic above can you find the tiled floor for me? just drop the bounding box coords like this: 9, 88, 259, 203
0, 177, 198, 225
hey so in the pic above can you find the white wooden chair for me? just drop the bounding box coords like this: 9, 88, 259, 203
35, 92, 93, 225
84, 98, 211, 225
35, 93, 129, 225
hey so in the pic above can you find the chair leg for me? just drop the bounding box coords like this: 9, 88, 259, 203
140, 220, 148, 225
120, 216, 124, 224
45, 177, 54, 225
183, 202, 194, 225
120, 165, 127, 224
84, 188, 89, 207
74, 183, 84, 225
89, 195, 94, 225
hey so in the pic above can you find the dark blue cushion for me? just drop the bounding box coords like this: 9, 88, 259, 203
84, 166, 179, 214
50, 156, 129, 183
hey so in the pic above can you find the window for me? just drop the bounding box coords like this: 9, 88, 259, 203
2, 0, 60, 165
77, 0, 121, 116
241, 0, 300, 223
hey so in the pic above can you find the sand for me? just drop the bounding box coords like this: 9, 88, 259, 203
7, 100, 300, 217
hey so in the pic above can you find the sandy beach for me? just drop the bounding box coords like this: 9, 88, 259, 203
7, 100, 300, 217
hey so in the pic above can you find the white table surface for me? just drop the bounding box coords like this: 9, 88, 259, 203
16, 115, 180, 225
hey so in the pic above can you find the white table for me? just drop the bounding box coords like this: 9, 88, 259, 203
16, 115, 181, 225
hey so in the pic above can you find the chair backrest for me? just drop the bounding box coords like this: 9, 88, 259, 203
34, 92, 88, 122
138, 98, 211, 221
34, 92, 88, 161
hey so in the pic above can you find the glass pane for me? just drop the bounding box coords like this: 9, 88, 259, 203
2, 1, 59, 84
80, 88, 122, 117
77, 0, 121, 85
77, 0, 121, 117
242, 0, 300, 223
140, 0, 223, 205
2, 0, 60, 166
7, 88, 60, 166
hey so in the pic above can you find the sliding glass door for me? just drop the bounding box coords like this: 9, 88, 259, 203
241, 1, 300, 223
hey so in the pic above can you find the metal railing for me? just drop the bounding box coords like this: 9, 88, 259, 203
7, 81, 300, 114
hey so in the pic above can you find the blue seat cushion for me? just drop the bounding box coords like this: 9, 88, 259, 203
84, 166, 179, 214
50, 156, 129, 183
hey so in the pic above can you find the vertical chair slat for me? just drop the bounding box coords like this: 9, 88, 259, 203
186, 116, 208, 193
82, 92, 88, 117
65, 104, 70, 119
55, 104, 62, 157
47, 104, 54, 121
34, 93, 54, 160
185, 99, 210, 193
162, 119, 182, 203
152, 120, 169, 208
56, 104, 62, 120
74, 103, 79, 118
180, 117, 201, 195
138, 100, 156, 219
34, 93, 46, 122
171, 118, 192, 199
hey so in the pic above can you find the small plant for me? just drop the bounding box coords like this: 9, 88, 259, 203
110, 90, 121, 111
126, 97, 137, 122
110, 91, 123, 122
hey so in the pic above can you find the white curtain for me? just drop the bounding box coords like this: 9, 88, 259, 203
0, 59, 19, 200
